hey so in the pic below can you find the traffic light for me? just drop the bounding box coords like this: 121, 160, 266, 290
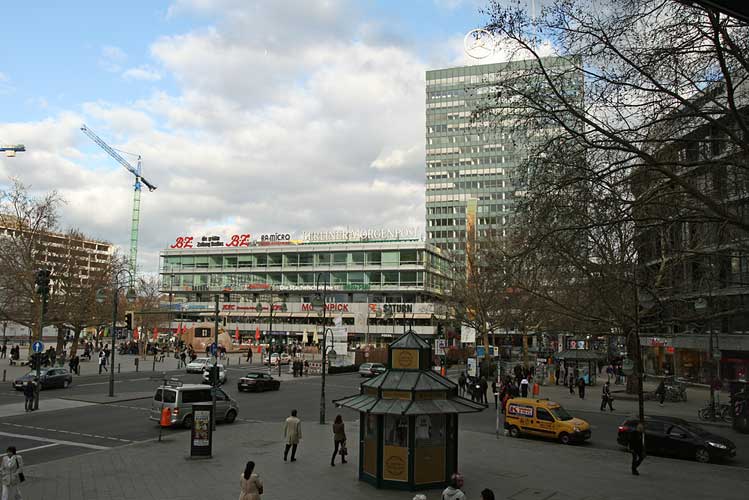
437, 324, 444, 337
29, 353, 41, 370
125, 312, 133, 330
35, 269, 51, 296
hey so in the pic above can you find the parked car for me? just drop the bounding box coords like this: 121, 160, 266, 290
13, 368, 73, 390
359, 363, 387, 378
237, 372, 281, 392
265, 353, 291, 366
617, 416, 736, 463
201, 364, 227, 384
186, 357, 211, 374
149, 384, 238, 428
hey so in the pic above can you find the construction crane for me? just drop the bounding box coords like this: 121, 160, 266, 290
80, 125, 156, 285
1, 144, 25, 157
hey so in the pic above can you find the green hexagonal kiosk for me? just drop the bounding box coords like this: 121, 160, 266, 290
334, 331, 485, 491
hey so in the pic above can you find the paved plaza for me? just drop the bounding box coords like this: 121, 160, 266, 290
18, 415, 749, 500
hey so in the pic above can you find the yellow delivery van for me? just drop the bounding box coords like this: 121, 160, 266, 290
504, 398, 591, 444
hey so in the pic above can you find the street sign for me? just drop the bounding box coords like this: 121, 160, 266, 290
467, 357, 477, 377
32, 341, 44, 353
435, 339, 446, 356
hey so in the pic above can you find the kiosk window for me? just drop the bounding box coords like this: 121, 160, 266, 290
415, 414, 445, 447
365, 414, 378, 440
536, 408, 555, 422
384, 415, 408, 447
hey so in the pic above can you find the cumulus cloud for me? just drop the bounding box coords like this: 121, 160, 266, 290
122, 66, 162, 81
3, 0, 449, 274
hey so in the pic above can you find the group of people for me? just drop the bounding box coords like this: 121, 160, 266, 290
237, 409, 347, 499
5, 345, 20, 366
290, 358, 309, 377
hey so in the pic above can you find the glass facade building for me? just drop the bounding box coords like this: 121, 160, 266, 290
425, 57, 580, 253
159, 239, 451, 343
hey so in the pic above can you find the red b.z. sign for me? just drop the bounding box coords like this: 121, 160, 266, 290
170, 236, 194, 249
225, 234, 251, 247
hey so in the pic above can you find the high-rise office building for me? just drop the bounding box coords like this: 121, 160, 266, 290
425, 57, 580, 254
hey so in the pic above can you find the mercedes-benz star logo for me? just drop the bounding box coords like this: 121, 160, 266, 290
464, 29, 496, 59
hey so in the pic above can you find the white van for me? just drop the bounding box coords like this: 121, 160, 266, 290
149, 383, 239, 428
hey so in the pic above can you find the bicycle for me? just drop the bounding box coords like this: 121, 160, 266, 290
697, 401, 732, 423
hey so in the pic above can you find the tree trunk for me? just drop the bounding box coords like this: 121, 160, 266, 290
55, 324, 66, 357
70, 326, 82, 357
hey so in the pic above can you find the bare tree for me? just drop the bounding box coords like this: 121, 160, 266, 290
133, 275, 168, 358
0, 179, 63, 342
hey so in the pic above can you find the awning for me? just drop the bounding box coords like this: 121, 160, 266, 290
333, 393, 485, 415
553, 350, 606, 361
291, 312, 310, 318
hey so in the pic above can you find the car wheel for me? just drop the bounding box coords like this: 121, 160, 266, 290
224, 410, 237, 424
63, 380, 70, 388
182, 414, 194, 429
508, 426, 520, 438
695, 447, 711, 463
559, 432, 571, 445
237, 387, 243, 392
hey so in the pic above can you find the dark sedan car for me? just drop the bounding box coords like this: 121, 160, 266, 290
13, 368, 73, 390
617, 416, 736, 463
237, 372, 280, 392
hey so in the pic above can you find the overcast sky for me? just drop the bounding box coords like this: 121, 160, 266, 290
0, 0, 521, 274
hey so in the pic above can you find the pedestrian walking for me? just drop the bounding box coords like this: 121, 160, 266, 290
246, 347, 253, 363
1, 446, 24, 500
554, 365, 560, 385
600, 381, 614, 411
491, 378, 498, 409
479, 376, 488, 404
458, 372, 466, 397
629, 423, 645, 475
441, 473, 465, 500
568, 373, 575, 395
520, 376, 529, 397
0, 344, 6, 359
282, 409, 302, 462
98, 350, 107, 373
331, 414, 347, 466
239, 460, 263, 500
480, 489, 496, 500
655, 379, 666, 406
577, 377, 586, 399
22, 381, 34, 412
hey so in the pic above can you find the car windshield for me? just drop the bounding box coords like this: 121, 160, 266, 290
25, 370, 48, 377
193, 358, 209, 364
549, 406, 573, 421
244, 373, 260, 379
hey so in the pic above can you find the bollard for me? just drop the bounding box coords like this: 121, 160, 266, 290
152, 358, 156, 372
135, 357, 139, 372
118, 363, 121, 373
2, 369, 5, 382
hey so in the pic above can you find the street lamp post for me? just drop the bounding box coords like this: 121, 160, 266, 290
313, 274, 329, 424
695, 295, 715, 418
97, 270, 135, 397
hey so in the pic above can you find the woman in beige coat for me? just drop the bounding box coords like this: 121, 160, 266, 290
239, 461, 263, 500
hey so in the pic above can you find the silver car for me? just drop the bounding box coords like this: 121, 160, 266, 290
186, 357, 211, 374
149, 383, 239, 428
